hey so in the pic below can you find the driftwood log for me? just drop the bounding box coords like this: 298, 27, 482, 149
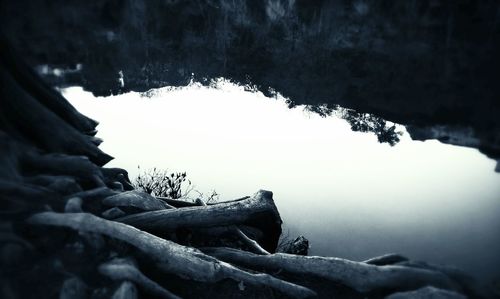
116, 190, 281, 252
189, 197, 270, 255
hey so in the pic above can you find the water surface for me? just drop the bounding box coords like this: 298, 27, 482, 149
62, 81, 500, 282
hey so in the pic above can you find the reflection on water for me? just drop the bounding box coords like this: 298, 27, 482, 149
62, 80, 500, 282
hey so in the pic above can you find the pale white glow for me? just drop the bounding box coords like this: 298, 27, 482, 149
62, 81, 500, 280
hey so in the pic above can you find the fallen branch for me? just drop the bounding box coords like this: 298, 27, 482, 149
117, 190, 281, 252
196, 198, 269, 255
232, 226, 270, 255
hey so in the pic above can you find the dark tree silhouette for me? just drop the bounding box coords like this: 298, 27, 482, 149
340, 109, 403, 146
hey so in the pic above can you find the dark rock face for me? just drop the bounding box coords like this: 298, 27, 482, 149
1, 0, 499, 165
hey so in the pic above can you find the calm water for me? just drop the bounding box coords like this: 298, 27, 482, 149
62, 81, 500, 282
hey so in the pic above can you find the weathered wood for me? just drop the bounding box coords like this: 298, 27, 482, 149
0, 38, 98, 134
89, 136, 103, 146
232, 226, 270, 255
0, 179, 62, 210
202, 247, 462, 294
117, 190, 282, 252
28, 212, 316, 299
66, 187, 118, 215
68, 187, 118, 202
396, 261, 495, 299
64, 197, 83, 213
384, 286, 466, 299
59, 277, 88, 299
195, 197, 269, 255
112, 281, 138, 299
102, 207, 126, 219
155, 197, 199, 208
109, 181, 124, 191
363, 253, 409, 266
103, 190, 175, 211
25, 175, 82, 196
22, 153, 105, 188
192, 225, 264, 242
0, 232, 34, 250
101, 168, 134, 191
0, 67, 112, 166
155, 196, 250, 208
0, 131, 25, 181
99, 257, 181, 299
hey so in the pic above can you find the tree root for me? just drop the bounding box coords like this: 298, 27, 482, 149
98, 257, 182, 299
28, 212, 316, 299
363, 253, 409, 266
202, 247, 462, 294
103, 190, 175, 211
111, 281, 138, 299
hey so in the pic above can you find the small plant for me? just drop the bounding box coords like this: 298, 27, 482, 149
193, 190, 220, 204
134, 166, 193, 199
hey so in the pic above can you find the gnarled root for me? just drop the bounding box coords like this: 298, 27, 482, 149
28, 212, 316, 299
202, 247, 462, 294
